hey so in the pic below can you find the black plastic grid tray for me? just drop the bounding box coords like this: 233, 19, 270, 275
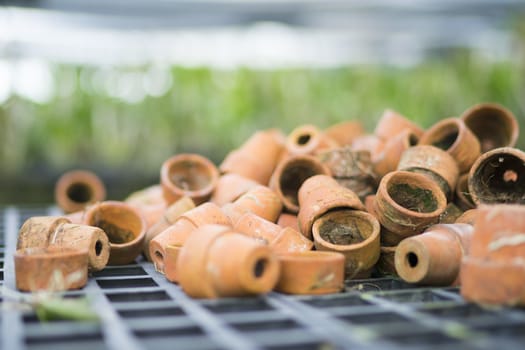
1, 206, 524, 350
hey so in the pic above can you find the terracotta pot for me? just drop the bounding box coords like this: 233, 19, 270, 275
455, 174, 476, 210
54, 170, 106, 214
274, 251, 345, 295
376, 246, 397, 276
210, 174, 259, 206
164, 244, 182, 283
270, 155, 331, 213
351, 135, 385, 162
222, 185, 283, 225
84, 201, 146, 265
468, 147, 525, 205
461, 103, 519, 153
455, 209, 478, 225
15, 247, 88, 292
374, 171, 447, 244
395, 223, 473, 286
277, 213, 299, 232
220, 129, 285, 185
397, 145, 459, 200
374, 109, 424, 141
286, 124, 338, 156
418, 118, 480, 174
149, 202, 232, 273
234, 213, 313, 253
143, 196, 195, 261
373, 130, 419, 179
161, 153, 219, 205
177, 225, 280, 298
65, 210, 88, 224
125, 184, 165, 207
439, 203, 463, 224
364, 195, 377, 218
324, 120, 365, 147
17, 216, 71, 250
297, 175, 364, 239
312, 209, 380, 279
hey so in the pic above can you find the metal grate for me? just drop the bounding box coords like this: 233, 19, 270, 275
1, 206, 524, 350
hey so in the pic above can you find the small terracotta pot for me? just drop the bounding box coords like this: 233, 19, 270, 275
455, 173, 476, 210
286, 124, 338, 156
297, 175, 364, 239
15, 247, 88, 292
125, 184, 165, 207
324, 120, 365, 147
161, 153, 219, 205
149, 202, 232, 273
351, 135, 385, 162
17, 216, 71, 250
55, 170, 106, 214
364, 195, 377, 218
418, 118, 480, 174
84, 201, 146, 265
374, 109, 424, 141
374, 171, 447, 244
460, 103, 519, 153
277, 213, 299, 232
274, 251, 345, 295
222, 185, 283, 225
373, 130, 419, 179
455, 209, 478, 225
220, 129, 285, 185
439, 203, 463, 224
376, 246, 397, 276
210, 174, 259, 206
269, 155, 331, 213
312, 209, 380, 279
143, 196, 195, 261
177, 225, 280, 298
397, 145, 459, 200
164, 244, 182, 283
395, 223, 473, 286
468, 147, 525, 205
65, 210, 86, 224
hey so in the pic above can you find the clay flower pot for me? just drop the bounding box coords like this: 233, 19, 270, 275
376, 246, 397, 276
15, 247, 88, 292
397, 145, 459, 200
277, 213, 299, 232
220, 129, 285, 185
17, 216, 71, 250
161, 153, 219, 205
125, 184, 167, 230
176, 225, 280, 298
274, 251, 345, 295
468, 147, 525, 205
210, 174, 259, 206
395, 223, 473, 286
373, 130, 419, 179
312, 209, 380, 279
285, 124, 338, 156
374, 109, 424, 142
297, 175, 364, 239
164, 244, 182, 283
460, 103, 519, 152
149, 202, 232, 273
143, 196, 195, 261
55, 170, 106, 213
455, 173, 476, 210
222, 185, 283, 225
84, 201, 146, 265
374, 171, 447, 244
270, 155, 331, 213
439, 203, 464, 224
418, 118, 480, 174
351, 135, 385, 162
324, 120, 365, 147
455, 209, 478, 225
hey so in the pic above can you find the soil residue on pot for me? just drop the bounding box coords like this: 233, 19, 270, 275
96, 220, 135, 244
170, 161, 211, 191
388, 183, 438, 213
318, 213, 369, 245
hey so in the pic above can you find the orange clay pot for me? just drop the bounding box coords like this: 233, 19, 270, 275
17, 216, 71, 249
376, 246, 397, 276
234, 213, 313, 253
220, 129, 285, 185
397, 145, 459, 200
374, 171, 447, 245
15, 247, 88, 292
455, 173, 476, 210
65, 210, 88, 224
270, 155, 331, 213
374, 109, 424, 142
468, 147, 525, 205
176, 225, 280, 298
285, 124, 338, 156
418, 117, 480, 174
312, 209, 380, 279
351, 135, 385, 162
210, 173, 259, 206
274, 251, 345, 295
277, 213, 299, 232
373, 130, 419, 179
297, 175, 364, 239
164, 244, 182, 283
222, 185, 283, 225
395, 223, 473, 286
125, 185, 167, 230
143, 196, 195, 261
161, 153, 219, 205
324, 120, 365, 147
461, 205, 525, 306
54, 170, 106, 214
455, 209, 478, 225
149, 202, 232, 274
84, 201, 146, 265
461, 103, 519, 153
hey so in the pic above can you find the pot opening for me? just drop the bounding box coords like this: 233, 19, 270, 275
406, 252, 418, 268
432, 129, 458, 150
408, 133, 419, 146
280, 162, 322, 206
95, 240, 103, 256
318, 210, 371, 245
388, 183, 438, 213
464, 108, 514, 152
154, 250, 163, 262
169, 160, 212, 192
96, 220, 136, 244
253, 258, 267, 278
297, 133, 312, 146
67, 182, 93, 203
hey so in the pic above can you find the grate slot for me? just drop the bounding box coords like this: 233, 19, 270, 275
105, 290, 171, 302
118, 306, 185, 318
97, 278, 158, 289
93, 266, 148, 277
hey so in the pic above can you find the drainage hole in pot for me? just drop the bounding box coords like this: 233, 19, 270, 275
67, 183, 93, 203
503, 170, 518, 183
407, 252, 418, 268
95, 240, 103, 256
155, 250, 164, 262
97, 220, 135, 244
254, 258, 268, 278
389, 184, 438, 213
432, 130, 458, 150
297, 134, 312, 145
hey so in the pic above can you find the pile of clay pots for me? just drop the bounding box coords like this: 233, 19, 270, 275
14, 102, 525, 306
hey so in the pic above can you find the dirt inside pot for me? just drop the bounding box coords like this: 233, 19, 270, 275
96, 220, 135, 244
169, 160, 212, 191
66, 182, 93, 203
317, 210, 371, 245
388, 183, 438, 213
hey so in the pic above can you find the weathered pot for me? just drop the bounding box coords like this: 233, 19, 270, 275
374, 109, 424, 141
286, 124, 338, 156
312, 209, 380, 279
373, 130, 419, 179
274, 251, 345, 295
439, 203, 463, 224
418, 118, 480, 174
177, 225, 280, 298
55, 170, 106, 214
17, 216, 71, 250
222, 185, 282, 225
164, 244, 182, 283
351, 135, 385, 162
460, 103, 519, 152
324, 120, 365, 147
468, 147, 525, 205
277, 213, 299, 232
455, 173, 476, 210
210, 174, 259, 206
161, 153, 219, 205
395, 223, 473, 286
125, 186, 167, 230
376, 246, 397, 276
455, 209, 478, 225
